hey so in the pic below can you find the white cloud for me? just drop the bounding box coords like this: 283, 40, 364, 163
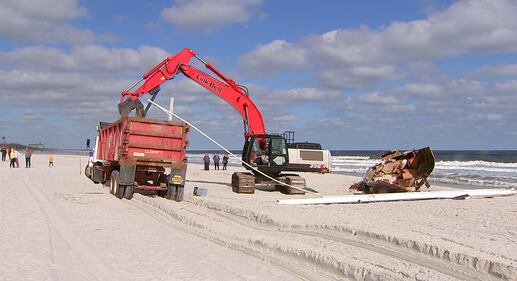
161, 0, 263, 31
309, 27, 384, 65
392, 83, 442, 97
272, 114, 298, 122
309, 0, 517, 66
472, 63, 517, 77
253, 87, 341, 108
164, 79, 215, 103
0, 44, 175, 125
272, 88, 340, 101
0, 0, 94, 44
0, 69, 126, 122
318, 65, 400, 89
494, 80, 517, 92
357, 92, 400, 105
0, 45, 169, 74
238, 40, 307, 76
239, 1, 517, 89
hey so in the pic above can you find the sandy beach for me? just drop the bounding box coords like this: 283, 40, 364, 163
1, 154, 516, 281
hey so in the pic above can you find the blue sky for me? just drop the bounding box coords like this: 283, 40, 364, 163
1, 0, 516, 150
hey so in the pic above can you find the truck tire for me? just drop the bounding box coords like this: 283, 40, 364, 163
85, 166, 91, 179
174, 186, 184, 202
109, 171, 117, 194
123, 184, 134, 200
111, 171, 124, 199
165, 184, 176, 200
115, 185, 124, 199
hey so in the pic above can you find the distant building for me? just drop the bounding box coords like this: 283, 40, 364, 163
28, 143, 44, 150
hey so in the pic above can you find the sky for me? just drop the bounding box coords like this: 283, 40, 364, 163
0, 0, 516, 150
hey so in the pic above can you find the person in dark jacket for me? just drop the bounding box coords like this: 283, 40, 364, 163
203, 154, 210, 170
213, 154, 220, 170
25, 147, 32, 168
1, 146, 6, 162
222, 154, 229, 170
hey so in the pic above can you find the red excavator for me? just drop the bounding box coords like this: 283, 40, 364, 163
118, 48, 330, 194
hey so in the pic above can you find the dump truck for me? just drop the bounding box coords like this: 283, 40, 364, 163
85, 117, 189, 201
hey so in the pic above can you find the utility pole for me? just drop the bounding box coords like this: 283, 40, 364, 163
2, 136, 5, 145
168, 97, 175, 121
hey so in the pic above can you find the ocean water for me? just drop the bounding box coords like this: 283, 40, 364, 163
187, 150, 517, 188
53, 148, 517, 188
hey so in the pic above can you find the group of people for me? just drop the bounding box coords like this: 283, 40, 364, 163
1, 146, 54, 168
203, 153, 229, 171
1, 146, 32, 168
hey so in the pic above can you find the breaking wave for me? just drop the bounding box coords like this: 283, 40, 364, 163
186, 152, 517, 188
332, 157, 517, 188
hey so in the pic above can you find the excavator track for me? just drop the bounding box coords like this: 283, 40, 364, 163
231, 172, 255, 194
275, 174, 306, 195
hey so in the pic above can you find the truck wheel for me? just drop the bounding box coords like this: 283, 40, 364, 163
111, 171, 124, 199
110, 170, 118, 195
123, 185, 134, 200
85, 166, 91, 179
174, 186, 184, 202
165, 184, 176, 200
115, 185, 124, 199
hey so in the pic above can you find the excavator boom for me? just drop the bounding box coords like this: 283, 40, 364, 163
119, 48, 265, 136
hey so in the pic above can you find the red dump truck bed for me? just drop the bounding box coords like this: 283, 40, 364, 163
87, 117, 189, 201
97, 117, 188, 164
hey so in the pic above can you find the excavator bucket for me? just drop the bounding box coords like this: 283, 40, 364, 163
118, 98, 145, 118
350, 147, 436, 193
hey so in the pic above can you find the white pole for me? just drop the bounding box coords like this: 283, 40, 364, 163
277, 188, 516, 205
168, 97, 175, 121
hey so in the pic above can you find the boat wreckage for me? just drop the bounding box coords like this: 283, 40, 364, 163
350, 147, 435, 193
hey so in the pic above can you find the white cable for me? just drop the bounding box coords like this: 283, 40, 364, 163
147, 99, 318, 194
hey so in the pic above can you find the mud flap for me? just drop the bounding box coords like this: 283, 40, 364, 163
119, 160, 136, 186
92, 165, 104, 184
169, 166, 187, 186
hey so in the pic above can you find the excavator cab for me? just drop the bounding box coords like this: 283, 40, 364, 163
242, 135, 289, 176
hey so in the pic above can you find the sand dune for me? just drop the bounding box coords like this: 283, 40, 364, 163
1, 154, 516, 280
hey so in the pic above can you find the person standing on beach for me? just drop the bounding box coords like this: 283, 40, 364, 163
222, 154, 229, 170
24, 147, 32, 168
203, 154, 210, 170
9, 148, 16, 168
1, 146, 6, 162
213, 154, 220, 170
48, 154, 54, 167
15, 150, 22, 168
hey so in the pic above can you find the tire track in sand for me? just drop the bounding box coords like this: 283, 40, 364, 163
125, 197, 341, 281
191, 199, 508, 281
138, 194, 502, 281
133, 195, 459, 281
20, 174, 118, 281
213, 209, 493, 281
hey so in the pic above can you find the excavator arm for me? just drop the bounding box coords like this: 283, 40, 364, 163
119, 48, 266, 136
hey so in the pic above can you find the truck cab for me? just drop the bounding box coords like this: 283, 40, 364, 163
241, 134, 331, 176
